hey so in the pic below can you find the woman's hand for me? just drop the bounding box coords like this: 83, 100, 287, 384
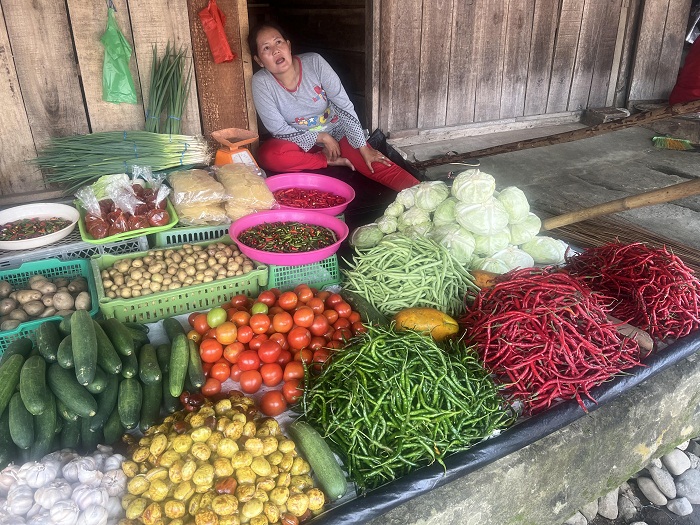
360, 145, 392, 173
318, 132, 341, 161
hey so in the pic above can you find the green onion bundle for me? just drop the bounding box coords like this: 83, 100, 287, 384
35, 131, 211, 194
146, 43, 192, 134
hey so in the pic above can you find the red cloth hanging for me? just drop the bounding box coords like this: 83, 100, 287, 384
669, 39, 700, 105
199, 0, 235, 64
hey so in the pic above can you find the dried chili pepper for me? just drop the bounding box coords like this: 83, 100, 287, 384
273, 188, 346, 209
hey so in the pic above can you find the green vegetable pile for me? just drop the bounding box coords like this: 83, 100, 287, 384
301, 325, 515, 491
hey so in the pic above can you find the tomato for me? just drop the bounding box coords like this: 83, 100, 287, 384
268, 306, 284, 316
239, 370, 262, 394
325, 293, 344, 308
229, 364, 243, 382
215, 322, 238, 345
276, 349, 292, 367
221, 302, 234, 310
187, 329, 202, 343
202, 362, 213, 377
296, 287, 314, 303
249, 334, 268, 351
282, 379, 303, 404
188, 312, 201, 328
308, 336, 327, 351
306, 297, 325, 315
250, 302, 269, 315
250, 313, 271, 334
268, 287, 282, 297
293, 307, 315, 328
230, 310, 251, 327
223, 342, 245, 364
323, 309, 339, 325
287, 326, 312, 351
269, 332, 289, 351
257, 340, 282, 364
323, 326, 335, 340
256, 290, 277, 306
270, 313, 292, 335
204, 328, 218, 340
334, 301, 353, 319
199, 339, 224, 363
237, 325, 254, 344
332, 328, 352, 341
207, 307, 228, 328
316, 290, 331, 302
277, 291, 298, 311
210, 362, 231, 382
333, 318, 351, 330
230, 294, 251, 308
312, 348, 332, 369
348, 311, 362, 324
201, 377, 222, 397
259, 390, 287, 416
293, 348, 313, 364
283, 361, 305, 381
193, 313, 210, 335
309, 315, 331, 337
352, 321, 367, 334
325, 340, 343, 349
237, 350, 261, 371
260, 363, 283, 387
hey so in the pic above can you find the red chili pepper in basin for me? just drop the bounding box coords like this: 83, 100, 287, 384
273, 188, 346, 209
238, 221, 337, 253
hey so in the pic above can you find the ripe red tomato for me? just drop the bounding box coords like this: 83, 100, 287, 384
250, 313, 271, 335
199, 339, 224, 363
215, 322, 238, 345
325, 340, 343, 349
268, 306, 284, 316
258, 340, 282, 364
293, 307, 315, 328
259, 390, 287, 416
268, 287, 282, 297
352, 321, 367, 334
316, 290, 331, 302
237, 350, 261, 371
283, 361, 305, 381
230, 294, 251, 308
348, 311, 362, 324
210, 362, 231, 382
308, 336, 327, 351
192, 313, 210, 335
229, 364, 243, 382
256, 290, 277, 306
323, 309, 339, 325
276, 349, 293, 367
283, 379, 303, 405
249, 334, 268, 351
277, 291, 298, 311
237, 325, 254, 344
293, 348, 313, 364
201, 377, 222, 397
230, 310, 251, 327
202, 361, 213, 377
334, 301, 353, 319
306, 297, 325, 315
188, 312, 201, 328
333, 318, 351, 330
332, 328, 352, 342
325, 293, 344, 308
312, 348, 331, 369
260, 363, 283, 387
309, 315, 331, 337
287, 326, 311, 351
239, 370, 262, 394
271, 312, 293, 333
269, 333, 289, 351
223, 342, 245, 364
296, 286, 314, 303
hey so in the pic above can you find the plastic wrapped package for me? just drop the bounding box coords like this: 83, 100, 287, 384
173, 201, 230, 226
216, 163, 276, 220
169, 169, 227, 205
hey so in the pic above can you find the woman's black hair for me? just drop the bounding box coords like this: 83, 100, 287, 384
247, 21, 290, 57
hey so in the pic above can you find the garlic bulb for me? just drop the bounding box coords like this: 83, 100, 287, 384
76, 503, 108, 525
34, 479, 72, 509
49, 500, 80, 525
18, 461, 59, 489
6, 484, 34, 516
100, 470, 127, 497
71, 483, 108, 511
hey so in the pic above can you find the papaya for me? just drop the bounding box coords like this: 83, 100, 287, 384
392, 308, 459, 341
471, 269, 500, 289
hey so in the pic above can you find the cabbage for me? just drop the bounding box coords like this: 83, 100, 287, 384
509, 213, 541, 245
376, 215, 398, 234
473, 230, 511, 257
414, 181, 450, 212
384, 201, 404, 218
497, 186, 530, 224
396, 186, 418, 208
350, 223, 384, 249
402, 207, 431, 227
432, 197, 458, 227
491, 245, 535, 271
520, 236, 568, 265
455, 197, 509, 236
430, 224, 476, 264
450, 169, 496, 204
470, 257, 510, 274
403, 222, 433, 239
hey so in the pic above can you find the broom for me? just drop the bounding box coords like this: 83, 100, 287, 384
652, 136, 700, 151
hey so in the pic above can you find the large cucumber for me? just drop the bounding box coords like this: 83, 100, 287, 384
163, 317, 186, 342
36, 322, 61, 363
9, 392, 33, 450
70, 310, 98, 386
138, 344, 161, 385
30, 390, 56, 460
58, 313, 73, 336
0, 354, 24, 417
85, 366, 109, 395
187, 339, 205, 388
101, 318, 135, 356
102, 406, 124, 446
168, 334, 189, 398
57, 335, 74, 369
139, 381, 162, 432
60, 417, 81, 450
93, 321, 122, 374
56, 398, 80, 422
0, 338, 32, 366
47, 364, 97, 418
19, 355, 48, 416
161, 371, 180, 414
120, 351, 138, 379
118, 378, 142, 430
288, 421, 348, 501
89, 374, 119, 432
80, 415, 102, 453
0, 409, 17, 469
156, 344, 171, 375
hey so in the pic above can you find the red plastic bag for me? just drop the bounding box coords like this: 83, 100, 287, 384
199, 0, 235, 64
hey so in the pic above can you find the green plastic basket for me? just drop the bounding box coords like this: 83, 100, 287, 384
267, 255, 340, 291
152, 224, 232, 247
91, 243, 269, 323
0, 258, 99, 354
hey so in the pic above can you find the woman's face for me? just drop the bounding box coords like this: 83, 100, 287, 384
254, 28, 293, 74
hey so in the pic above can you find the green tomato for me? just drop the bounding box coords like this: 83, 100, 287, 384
207, 307, 227, 328
250, 302, 269, 315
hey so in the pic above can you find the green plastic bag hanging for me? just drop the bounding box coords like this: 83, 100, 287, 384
101, 6, 137, 103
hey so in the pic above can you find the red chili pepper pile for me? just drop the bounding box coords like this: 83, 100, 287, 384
0, 217, 72, 241
460, 267, 642, 414
564, 242, 700, 341
273, 188, 346, 209
238, 221, 337, 253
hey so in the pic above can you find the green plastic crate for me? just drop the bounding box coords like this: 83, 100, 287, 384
152, 224, 232, 248
91, 243, 268, 323
0, 258, 99, 354
267, 255, 340, 291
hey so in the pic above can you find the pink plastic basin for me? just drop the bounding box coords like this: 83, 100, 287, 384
229, 209, 349, 266
265, 173, 355, 216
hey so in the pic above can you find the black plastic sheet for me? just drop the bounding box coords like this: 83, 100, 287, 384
309, 330, 700, 525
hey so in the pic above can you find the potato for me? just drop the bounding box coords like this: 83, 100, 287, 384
30, 280, 56, 294
9, 309, 29, 322
0, 281, 11, 299
0, 320, 20, 331
39, 307, 57, 318
67, 277, 88, 293
0, 298, 17, 316
22, 301, 45, 317
55, 309, 75, 317
15, 290, 41, 305
41, 293, 55, 307
27, 275, 48, 286
52, 292, 75, 311
53, 277, 69, 288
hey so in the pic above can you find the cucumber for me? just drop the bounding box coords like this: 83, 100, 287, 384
156, 344, 171, 374
19, 355, 48, 416
80, 415, 102, 453
169, 334, 189, 398
0, 409, 17, 469
0, 353, 24, 417
138, 344, 162, 385
125, 327, 149, 349
120, 351, 138, 379
123, 322, 149, 333
118, 378, 142, 430
288, 421, 348, 501
47, 364, 97, 418
163, 317, 186, 342
89, 374, 119, 432
58, 313, 73, 336
102, 406, 124, 446
101, 318, 135, 356
36, 321, 61, 363
0, 338, 32, 366
161, 372, 180, 414
56, 398, 79, 422
139, 381, 162, 432
30, 389, 56, 460
70, 309, 98, 386
9, 392, 33, 450
187, 339, 205, 388
85, 366, 109, 395
340, 289, 390, 325
93, 321, 122, 374
57, 335, 74, 369
60, 417, 81, 449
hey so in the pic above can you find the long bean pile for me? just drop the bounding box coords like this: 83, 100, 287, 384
342, 234, 478, 318
301, 325, 514, 491
460, 268, 642, 414
564, 242, 700, 341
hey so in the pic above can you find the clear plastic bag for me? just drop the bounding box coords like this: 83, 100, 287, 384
215, 163, 276, 220
169, 169, 227, 205
174, 202, 230, 226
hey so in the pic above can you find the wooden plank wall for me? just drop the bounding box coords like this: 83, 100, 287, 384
0, 0, 253, 201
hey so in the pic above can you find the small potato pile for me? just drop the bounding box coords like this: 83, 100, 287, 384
100, 242, 256, 300
120, 392, 325, 525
